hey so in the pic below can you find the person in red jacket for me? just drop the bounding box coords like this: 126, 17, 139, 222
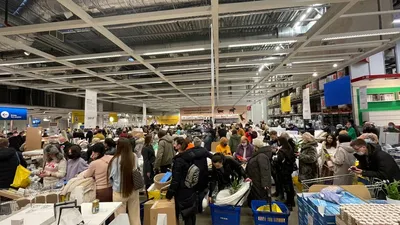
245, 127, 254, 143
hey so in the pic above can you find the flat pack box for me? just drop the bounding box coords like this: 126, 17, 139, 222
150, 199, 177, 225
144, 200, 155, 225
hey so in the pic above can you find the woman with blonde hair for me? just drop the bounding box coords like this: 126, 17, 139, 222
235, 136, 255, 162
216, 137, 231, 156
298, 132, 318, 182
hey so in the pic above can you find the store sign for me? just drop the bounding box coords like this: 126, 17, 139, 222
0, 107, 27, 120
84, 90, 97, 128
359, 86, 368, 110
49, 122, 58, 136
302, 88, 311, 120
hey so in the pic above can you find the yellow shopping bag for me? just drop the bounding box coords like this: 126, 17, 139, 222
256, 203, 283, 213
11, 153, 31, 188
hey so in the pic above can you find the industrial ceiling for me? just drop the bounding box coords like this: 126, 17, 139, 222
0, 0, 398, 111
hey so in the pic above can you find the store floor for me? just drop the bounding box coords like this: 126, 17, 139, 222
196, 204, 298, 225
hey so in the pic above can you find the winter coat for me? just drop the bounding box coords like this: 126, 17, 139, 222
218, 128, 227, 138
204, 134, 215, 152
86, 131, 93, 143
298, 141, 319, 182
0, 147, 27, 189
319, 141, 336, 177
236, 143, 254, 161
209, 155, 246, 197
246, 147, 272, 201
229, 134, 241, 153
276, 145, 296, 176
105, 147, 116, 155
166, 150, 197, 218
216, 144, 231, 156
134, 138, 144, 158
9, 136, 24, 152
154, 135, 175, 170
332, 142, 356, 185
189, 146, 213, 191
347, 127, 357, 140
245, 132, 253, 143
129, 138, 136, 153
355, 143, 400, 182
142, 145, 156, 186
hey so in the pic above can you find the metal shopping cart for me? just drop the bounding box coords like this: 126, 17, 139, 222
301, 174, 355, 192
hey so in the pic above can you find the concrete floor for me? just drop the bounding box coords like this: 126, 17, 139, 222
196, 202, 299, 225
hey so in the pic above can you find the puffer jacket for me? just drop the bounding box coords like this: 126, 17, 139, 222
299, 141, 319, 182
229, 134, 241, 153
154, 135, 175, 170
246, 147, 272, 201
332, 142, 356, 185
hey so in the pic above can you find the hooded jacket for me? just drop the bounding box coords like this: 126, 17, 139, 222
299, 141, 318, 182
189, 146, 213, 191
209, 154, 246, 197
0, 147, 27, 188
355, 143, 400, 182
155, 135, 175, 170
166, 150, 197, 217
332, 142, 356, 185
246, 147, 272, 201
229, 134, 241, 153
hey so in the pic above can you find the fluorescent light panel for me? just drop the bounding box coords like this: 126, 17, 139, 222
143, 48, 205, 56
292, 59, 344, 64
161, 67, 209, 72
322, 31, 400, 41
228, 40, 297, 48
65, 54, 123, 61
393, 19, 400, 24
0, 60, 48, 66
225, 63, 261, 67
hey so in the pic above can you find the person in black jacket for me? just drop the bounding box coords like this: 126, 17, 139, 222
204, 129, 216, 152
191, 137, 213, 213
86, 130, 93, 143
0, 138, 27, 189
218, 124, 227, 139
9, 131, 24, 152
166, 137, 197, 225
142, 134, 155, 192
350, 139, 400, 182
208, 153, 246, 203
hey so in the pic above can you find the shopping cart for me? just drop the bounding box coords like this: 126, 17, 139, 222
358, 177, 389, 199
301, 174, 355, 192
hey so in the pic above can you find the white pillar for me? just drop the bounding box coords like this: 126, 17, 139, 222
28, 116, 33, 127
142, 103, 147, 126
395, 41, 400, 73
368, 52, 385, 75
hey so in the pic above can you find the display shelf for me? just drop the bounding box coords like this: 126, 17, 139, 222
267, 103, 280, 108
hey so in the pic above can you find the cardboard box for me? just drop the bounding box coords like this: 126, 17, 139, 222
150, 199, 177, 225
308, 184, 371, 200
25, 127, 42, 151
144, 200, 155, 225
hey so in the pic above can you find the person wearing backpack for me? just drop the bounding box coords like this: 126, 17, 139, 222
166, 137, 198, 225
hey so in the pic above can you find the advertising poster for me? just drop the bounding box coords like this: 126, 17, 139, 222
303, 88, 311, 119
84, 90, 97, 129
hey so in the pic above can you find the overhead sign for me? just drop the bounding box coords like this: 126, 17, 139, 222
280, 96, 291, 112
84, 90, 97, 128
0, 107, 27, 120
359, 86, 368, 110
302, 88, 311, 120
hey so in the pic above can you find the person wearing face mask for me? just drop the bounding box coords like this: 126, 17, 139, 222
235, 136, 254, 162
346, 120, 359, 140
216, 137, 231, 156
208, 153, 246, 203
350, 139, 400, 183
65, 145, 88, 181
331, 134, 355, 185
40, 144, 67, 188
385, 122, 400, 132
83, 143, 113, 202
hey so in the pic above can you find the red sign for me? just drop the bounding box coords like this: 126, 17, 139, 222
247, 106, 252, 111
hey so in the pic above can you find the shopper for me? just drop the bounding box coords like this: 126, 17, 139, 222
362, 122, 380, 137
350, 139, 400, 182
86, 130, 93, 143
275, 136, 296, 210
94, 131, 105, 140
185, 136, 195, 150
330, 134, 355, 185
320, 134, 337, 178
298, 132, 318, 182
204, 129, 216, 152
0, 138, 27, 188
127, 133, 136, 153
209, 153, 246, 202
166, 137, 197, 225
346, 120, 358, 140
108, 138, 140, 225
41, 144, 67, 188
8, 131, 24, 152
269, 130, 278, 146
83, 143, 113, 202
59, 136, 73, 156
228, 129, 241, 154
154, 130, 175, 173
218, 124, 227, 138
235, 136, 254, 162
191, 137, 213, 213
245, 127, 254, 143
142, 134, 156, 191
246, 139, 272, 206
216, 137, 231, 156
385, 122, 400, 132
65, 145, 88, 181
134, 136, 144, 158
104, 138, 116, 155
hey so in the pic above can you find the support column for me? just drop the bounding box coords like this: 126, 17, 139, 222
395, 41, 400, 73
368, 52, 385, 75
28, 115, 33, 127
142, 103, 147, 126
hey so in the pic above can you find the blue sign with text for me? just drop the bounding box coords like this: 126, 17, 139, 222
0, 107, 28, 120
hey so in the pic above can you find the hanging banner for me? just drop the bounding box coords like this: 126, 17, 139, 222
321, 96, 326, 110
280, 96, 291, 112
84, 90, 97, 129
359, 86, 368, 110
0, 107, 27, 120
302, 88, 311, 120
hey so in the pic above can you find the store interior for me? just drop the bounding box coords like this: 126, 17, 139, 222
1, 0, 400, 224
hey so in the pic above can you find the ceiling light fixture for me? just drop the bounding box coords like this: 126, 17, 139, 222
143, 48, 206, 56
258, 65, 264, 73
225, 63, 260, 67
333, 63, 338, 68
292, 59, 344, 64
161, 66, 209, 72
24, 51, 30, 56
275, 46, 281, 50
65, 54, 123, 61
228, 40, 297, 48
312, 72, 318, 77
393, 19, 400, 24
0, 60, 47, 66
322, 31, 400, 41
306, 7, 313, 13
